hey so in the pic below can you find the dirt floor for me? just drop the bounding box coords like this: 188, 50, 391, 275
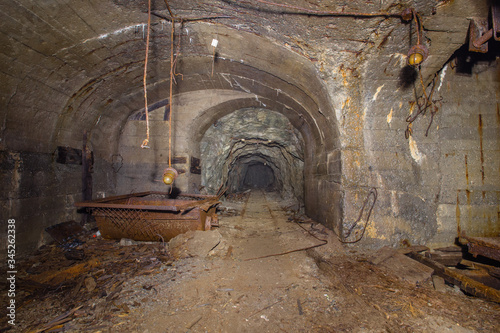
1, 190, 499, 332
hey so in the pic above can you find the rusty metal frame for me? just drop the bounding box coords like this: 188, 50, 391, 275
75, 192, 220, 241
469, 18, 490, 53
493, 4, 500, 41
75, 191, 215, 212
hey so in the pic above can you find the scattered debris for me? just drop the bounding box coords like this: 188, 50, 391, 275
186, 315, 203, 330
407, 251, 500, 303
0, 230, 172, 331
370, 246, 434, 286
32, 305, 83, 333
2, 191, 499, 332
45, 220, 85, 249
432, 275, 447, 292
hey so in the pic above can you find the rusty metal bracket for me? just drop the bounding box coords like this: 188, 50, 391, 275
469, 18, 490, 53
493, 4, 500, 41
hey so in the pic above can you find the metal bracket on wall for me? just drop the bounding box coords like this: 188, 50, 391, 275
468, 4, 500, 52
469, 18, 490, 53
493, 4, 500, 41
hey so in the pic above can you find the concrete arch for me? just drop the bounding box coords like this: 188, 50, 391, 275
51, 22, 343, 233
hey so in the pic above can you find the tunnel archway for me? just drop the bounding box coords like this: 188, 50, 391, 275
200, 108, 304, 202
51, 21, 343, 234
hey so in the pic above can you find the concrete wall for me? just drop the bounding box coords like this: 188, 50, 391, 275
0, 151, 81, 256
433, 61, 500, 246
341, 58, 500, 248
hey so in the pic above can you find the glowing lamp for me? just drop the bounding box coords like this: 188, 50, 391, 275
407, 44, 428, 66
162, 167, 178, 185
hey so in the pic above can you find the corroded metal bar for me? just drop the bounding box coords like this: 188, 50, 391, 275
407, 252, 500, 304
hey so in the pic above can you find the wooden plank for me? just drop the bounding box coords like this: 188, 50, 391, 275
396, 245, 429, 255
426, 251, 463, 267
370, 246, 434, 285
407, 252, 500, 303
369, 246, 396, 265
467, 238, 500, 262
380, 252, 434, 286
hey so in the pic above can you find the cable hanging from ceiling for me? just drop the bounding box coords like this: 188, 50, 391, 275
140, 0, 233, 186
141, 0, 152, 149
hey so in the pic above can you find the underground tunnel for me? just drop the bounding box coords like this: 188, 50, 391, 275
1, 0, 500, 331
239, 161, 276, 191
200, 108, 304, 203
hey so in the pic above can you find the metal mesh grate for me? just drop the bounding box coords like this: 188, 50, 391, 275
94, 208, 161, 241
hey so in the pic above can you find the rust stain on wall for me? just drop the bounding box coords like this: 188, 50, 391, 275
478, 114, 485, 184
496, 103, 500, 125
465, 154, 469, 186
456, 190, 461, 236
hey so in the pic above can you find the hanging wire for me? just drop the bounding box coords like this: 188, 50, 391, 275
340, 187, 378, 244
168, 14, 175, 167
412, 8, 422, 46
141, 0, 152, 149
405, 69, 442, 139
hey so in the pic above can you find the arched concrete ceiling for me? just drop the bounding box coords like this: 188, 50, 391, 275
0, 0, 488, 154
54, 22, 340, 159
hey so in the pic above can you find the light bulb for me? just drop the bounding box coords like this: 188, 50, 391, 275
407, 44, 428, 66
162, 168, 178, 185
408, 52, 424, 65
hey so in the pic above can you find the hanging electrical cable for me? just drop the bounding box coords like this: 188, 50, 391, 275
162, 0, 178, 186
340, 187, 378, 244
141, 0, 152, 149
169, 16, 174, 167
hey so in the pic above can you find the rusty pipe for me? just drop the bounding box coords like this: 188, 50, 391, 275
473, 28, 493, 48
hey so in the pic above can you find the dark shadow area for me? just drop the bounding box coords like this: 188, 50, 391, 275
453, 39, 500, 75
398, 65, 418, 89
243, 162, 276, 190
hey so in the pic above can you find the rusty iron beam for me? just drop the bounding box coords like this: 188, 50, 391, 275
493, 4, 500, 41
407, 252, 500, 304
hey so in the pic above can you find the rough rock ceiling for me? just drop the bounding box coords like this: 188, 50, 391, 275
201, 108, 304, 199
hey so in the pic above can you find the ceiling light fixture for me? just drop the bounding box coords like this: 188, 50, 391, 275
402, 8, 428, 66
162, 167, 179, 185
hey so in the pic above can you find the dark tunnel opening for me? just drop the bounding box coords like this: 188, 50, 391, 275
200, 108, 304, 203
242, 162, 276, 190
